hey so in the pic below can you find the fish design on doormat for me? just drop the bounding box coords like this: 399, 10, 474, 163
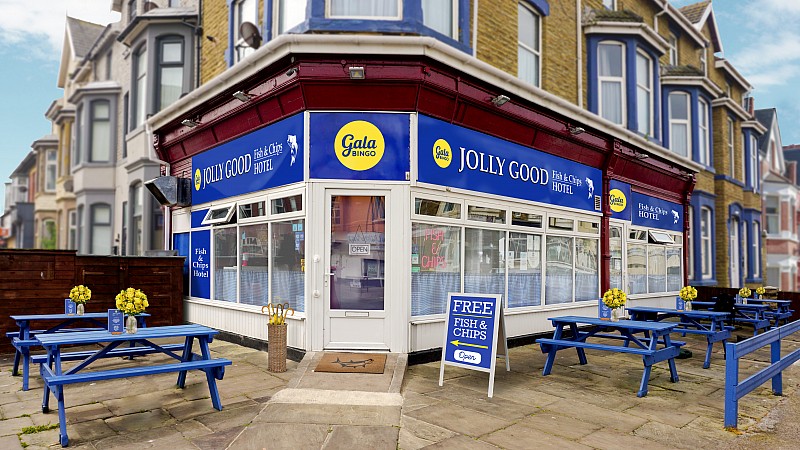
334, 357, 374, 368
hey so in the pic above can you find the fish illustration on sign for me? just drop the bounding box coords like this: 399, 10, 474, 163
672, 210, 679, 224
586, 177, 594, 199
287, 135, 298, 166
334, 357, 374, 368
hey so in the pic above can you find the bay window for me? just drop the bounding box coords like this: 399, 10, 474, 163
157, 37, 184, 111
765, 196, 779, 234
701, 207, 712, 278
329, 0, 399, 18
90, 204, 112, 255
90, 100, 111, 162
636, 51, 652, 136
233, 0, 258, 63
278, 0, 307, 34
45, 150, 56, 192
698, 98, 710, 165
133, 45, 147, 129
518, 2, 541, 87
598, 42, 625, 125
668, 92, 690, 158
423, 0, 456, 38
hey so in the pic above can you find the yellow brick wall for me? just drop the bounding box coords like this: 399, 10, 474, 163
201, 0, 230, 84
743, 191, 762, 211
620, 0, 659, 28
694, 171, 715, 194
541, 1, 578, 104
476, 1, 517, 77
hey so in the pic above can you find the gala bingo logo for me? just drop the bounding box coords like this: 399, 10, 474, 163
432, 138, 452, 168
609, 188, 627, 213
334, 120, 385, 171
194, 169, 202, 191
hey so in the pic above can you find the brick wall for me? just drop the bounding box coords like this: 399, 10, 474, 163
476, 0, 517, 77
200, 0, 233, 84
541, 1, 578, 104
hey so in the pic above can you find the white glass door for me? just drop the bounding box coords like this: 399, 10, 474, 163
730, 218, 740, 288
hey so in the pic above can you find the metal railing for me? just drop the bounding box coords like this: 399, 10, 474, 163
724, 319, 800, 428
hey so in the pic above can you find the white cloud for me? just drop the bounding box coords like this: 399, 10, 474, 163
0, 0, 120, 60
732, 32, 800, 71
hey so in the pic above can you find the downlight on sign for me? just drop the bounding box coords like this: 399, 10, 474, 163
418, 115, 602, 213
191, 113, 304, 204
309, 112, 410, 180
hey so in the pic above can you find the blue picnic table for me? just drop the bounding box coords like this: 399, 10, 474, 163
8, 313, 149, 391
745, 298, 794, 326
626, 306, 732, 369
36, 324, 231, 447
537, 316, 680, 397
691, 301, 771, 335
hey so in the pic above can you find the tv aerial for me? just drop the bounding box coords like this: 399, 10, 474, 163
239, 21, 262, 50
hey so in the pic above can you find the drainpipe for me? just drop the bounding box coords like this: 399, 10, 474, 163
472, 0, 478, 57
576, 0, 582, 108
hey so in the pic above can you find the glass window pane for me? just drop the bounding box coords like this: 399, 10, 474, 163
161, 42, 182, 63
330, 0, 398, 17
213, 227, 238, 302
518, 4, 538, 50
518, 46, 539, 86
575, 238, 599, 301
508, 232, 542, 307
468, 205, 505, 223
280, 0, 307, 32
464, 228, 505, 297
601, 81, 623, 124
93, 102, 109, 119
511, 211, 542, 228
415, 198, 461, 219
411, 223, 461, 315
577, 221, 599, 234
240, 201, 267, 219
670, 93, 688, 120
647, 246, 666, 293
667, 246, 682, 291
272, 195, 303, 214
599, 43, 623, 77
546, 236, 573, 304
671, 123, 688, 157
627, 243, 646, 294
609, 226, 622, 289
637, 87, 650, 134
159, 66, 183, 110
240, 223, 269, 306
548, 217, 573, 231
636, 54, 650, 88
423, 0, 453, 37
272, 220, 305, 312
91, 116, 110, 162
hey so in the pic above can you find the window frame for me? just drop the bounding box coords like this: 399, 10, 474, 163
701, 206, 712, 278
132, 44, 147, 129
668, 91, 691, 158
698, 98, 710, 165
89, 99, 111, 163
202, 203, 237, 226
327, 0, 402, 20
45, 149, 57, 192
598, 41, 626, 126
517, 1, 541, 88
156, 36, 185, 112
728, 117, 735, 177
668, 33, 678, 65
276, 0, 308, 35
750, 134, 759, 190
89, 203, 112, 254
635, 50, 653, 136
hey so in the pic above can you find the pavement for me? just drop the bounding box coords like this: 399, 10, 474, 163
0, 327, 798, 449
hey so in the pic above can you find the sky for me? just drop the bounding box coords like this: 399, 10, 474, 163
0, 0, 798, 213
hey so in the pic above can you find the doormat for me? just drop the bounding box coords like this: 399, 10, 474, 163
314, 352, 387, 374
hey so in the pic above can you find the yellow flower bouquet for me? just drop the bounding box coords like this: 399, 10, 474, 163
602, 288, 627, 309
115, 288, 149, 316
68, 285, 91, 304
738, 287, 752, 299
756, 286, 766, 296
679, 286, 698, 302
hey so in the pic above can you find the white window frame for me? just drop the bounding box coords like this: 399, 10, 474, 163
728, 118, 735, 177
698, 98, 710, 165
133, 45, 147, 129
765, 196, 779, 234
649, 230, 674, 245
740, 134, 746, 182
700, 46, 707, 75
701, 207, 712, 278
45, 149, 57, 192
423, 0, 458, 38
233, 0, 258, 63
68, 209, 77, 249
743, 220, 749, 280
668, 33, 678, 65
327, 0, 402, 20
687, 208, 694, 279
753, 222, 760, 277
598, 41, 626, 126
668, 91, 691, 158
750, 134, 759, 190
635, 50, 653, 136
517, 2, 541, 88
202, 203, 237, 226
602, 0, 616, 10
275, 0, 308, 35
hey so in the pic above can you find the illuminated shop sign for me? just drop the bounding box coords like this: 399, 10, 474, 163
631, 192, 683, 232
309, 112, 410, 180
608, 180, 631, 221
191, 113, 304, 204
418, 115, 602, 213
190, 229, 210, 299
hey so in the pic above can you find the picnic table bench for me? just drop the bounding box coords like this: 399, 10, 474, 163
626, 306, 732, 369
36, 324, 231, 447
537, 315, 680, 397
691, 301, 771, 335
7, 313, 149, 390
745, 299, 794, 327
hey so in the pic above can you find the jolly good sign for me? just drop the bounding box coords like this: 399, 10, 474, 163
418, 115, 601, 213
439, 293, 509, 398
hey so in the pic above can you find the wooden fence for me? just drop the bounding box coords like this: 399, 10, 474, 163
0, 249, 185, 354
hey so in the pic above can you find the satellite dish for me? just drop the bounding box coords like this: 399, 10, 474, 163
239, 22, 262, 50
143, 1, 159, 12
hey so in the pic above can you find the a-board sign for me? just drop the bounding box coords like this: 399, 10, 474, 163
108, 309, 124, 335
65, 299, 76, 315
598, 299, 611, 320
439, 293, 509, 397
676, 296, 686, 311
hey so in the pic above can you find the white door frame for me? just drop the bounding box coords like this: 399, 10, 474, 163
609, 220, 628, 292
730, 217, 740, 288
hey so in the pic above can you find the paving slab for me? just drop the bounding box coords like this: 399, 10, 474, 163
227, 422, 329, 450
482, 421, 594, 450
323, 425, 399, 449
404, 402, 510, 437
0, 415, 35, 436
105, 409, 176, 433
256, 402, 401, 426
422, 434, 502, 449
515, 412, 601, 440
0, 434, 23, 450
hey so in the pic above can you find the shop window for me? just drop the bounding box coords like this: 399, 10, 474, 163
271, 220, 305, 311
468, 205, 505, 224
508, 232, 542, 307
627, 243, 646, 294
424, 0, 456, 38
411, 223, 461, 315
698, 98, 710, 165
701, 207, 712, 278
240, 200, 267, 220
202, 204, 237, 226
157, 37, 184, 111
545, 236, 573, 304
278, 0, 307, 34
648, 230, 674, 245
90, 204, 112, 255
464, 228, 505, 296
329, 0, 400, 19
549, 217, 574, 231
511, 211, 542, 228
666, 246, 682, 291
609, 226, 623, 289
45, 150, 56, 192
213, 227, 238, 302
90, 100, 111, 162
575, 238, 599, 301
133, 45, 147, 129
668, 92, 690, 158
598, 42, 625, 125
765, 196, 779, 234
233, 0, 258, 63
518, 2, 541, 87
240, 223, 269, 305
635, 51, 652, 136
578, 220, 599, 234
272, 194, 303, 214
415, 198, 461, 219
647, 246, 666, 293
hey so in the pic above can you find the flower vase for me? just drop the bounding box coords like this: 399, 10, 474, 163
76, 303, 84, 316
611, 308, 622, 322
126, 315, 138, 334
685, 301, 692, 312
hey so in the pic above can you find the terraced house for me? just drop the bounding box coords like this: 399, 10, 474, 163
3, 1, 762, 354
